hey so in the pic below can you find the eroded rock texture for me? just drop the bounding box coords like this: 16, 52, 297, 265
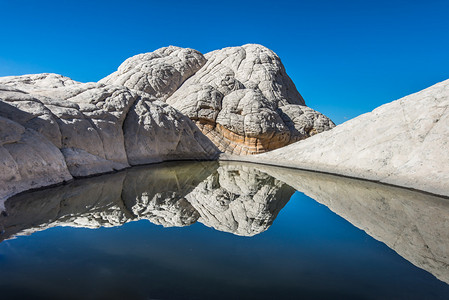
244, 78, 449, 197
0, 74, 219, 201
0, 73, 80, 91
0, 115, 72, 204
166, 44, 334, 154
100, 46, 206, 100
123, 95, 218, 165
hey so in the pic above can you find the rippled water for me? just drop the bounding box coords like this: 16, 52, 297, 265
0, 161, 448, 299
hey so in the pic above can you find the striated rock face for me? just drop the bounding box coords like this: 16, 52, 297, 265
123, 95, 218, 165
166, 44, 334, 154
231, 79, 449, 197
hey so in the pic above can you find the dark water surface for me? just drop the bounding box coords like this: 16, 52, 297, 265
0, 161, 448, 299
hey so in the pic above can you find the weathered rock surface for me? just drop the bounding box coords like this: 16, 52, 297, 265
228, 79, 449, 197
0, 73, 219, 200
100, 46, 206, 100
166, 44, 334, 154
0, 116, 72, 203
123, 95, 218, 165
0, 73, 80, 91
252, 163, 449, 284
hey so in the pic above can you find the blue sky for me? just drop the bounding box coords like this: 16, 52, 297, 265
1, 0, 448, 124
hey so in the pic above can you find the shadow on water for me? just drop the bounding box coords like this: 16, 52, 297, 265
0, 160, 448, 299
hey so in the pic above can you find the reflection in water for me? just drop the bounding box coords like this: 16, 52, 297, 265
0, 161, 294, 240
1, 161, 448, 285
249, 163, 449, 285
185, 164, 294, 236
0, 162, 216, 239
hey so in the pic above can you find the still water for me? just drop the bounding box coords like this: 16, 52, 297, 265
0, 161, 448, 299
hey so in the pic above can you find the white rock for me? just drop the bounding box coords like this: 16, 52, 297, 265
123, 95, 219, 165
166, 44, 334, 154
0, 116, 72, 203
100, 46, 206, 100
0, 73, 80, 91
0, 80, 219, 182
231, 79, 449, 196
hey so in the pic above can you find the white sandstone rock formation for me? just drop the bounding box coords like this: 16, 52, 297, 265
0, 44, 335, 202
228, 79, 449, 197
166, 44, 334, 154
0, 73, 219, 201
122, 95, 218, 165
0, 115, 72, 203
0, 73, 80, 91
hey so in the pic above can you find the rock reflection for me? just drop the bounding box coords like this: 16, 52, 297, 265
0, 162, 217, 240
0, 161, 294, 241
187, 163, 294, 236
1, 161, 448, 284
250, 163, 449, 284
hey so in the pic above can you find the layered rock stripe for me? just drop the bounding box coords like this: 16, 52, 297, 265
0, 44, 333, 202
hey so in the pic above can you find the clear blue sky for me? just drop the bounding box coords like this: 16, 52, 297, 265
1, 0, 448, 124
